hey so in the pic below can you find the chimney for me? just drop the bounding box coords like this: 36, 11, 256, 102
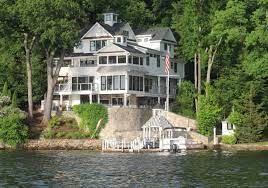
103, 12, 118, 26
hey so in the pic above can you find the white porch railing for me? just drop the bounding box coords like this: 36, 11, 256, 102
54, 83, 98, 93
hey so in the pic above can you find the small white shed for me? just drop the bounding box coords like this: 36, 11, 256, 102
221, 120, 235, 135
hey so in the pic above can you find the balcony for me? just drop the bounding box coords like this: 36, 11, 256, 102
54, 83, 98, 94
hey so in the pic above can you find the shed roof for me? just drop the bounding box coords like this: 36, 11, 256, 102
142, 115, 173, 129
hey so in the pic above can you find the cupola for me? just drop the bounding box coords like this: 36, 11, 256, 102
103, 12, 118, 27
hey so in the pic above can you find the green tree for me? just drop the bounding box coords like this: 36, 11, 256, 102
196, 86, 222, 136
229, 86, 268, 143
11, 91, 17, 108
175, 81, 195, 118
1, 82, 9, 97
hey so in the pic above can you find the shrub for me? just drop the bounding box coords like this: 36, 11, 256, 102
44, 129, 56, 139
197, 94, 222, 136
0, 106, 28, 147
48, 116, 61, 129
73, 103, 108, 136
65, 131, 88, 139
56, 131, 67, 138
11, 91, 17, 108
63, 117, 78, 129
221, 135, 237, 144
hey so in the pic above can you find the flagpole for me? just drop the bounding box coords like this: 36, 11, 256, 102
166, 46, 170, 112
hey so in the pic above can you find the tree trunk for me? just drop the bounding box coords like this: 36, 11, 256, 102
23, 33, 35, 118
194, 53, 198, 112
42, 49, 65, 124
197, 52, 201, 95
205, 37, 222, 96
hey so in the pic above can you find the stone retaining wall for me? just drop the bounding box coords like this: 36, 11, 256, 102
160, 110, 197, 129
218, 143, 268, 151
100, 107, 152, 139
0, 139, 101, 150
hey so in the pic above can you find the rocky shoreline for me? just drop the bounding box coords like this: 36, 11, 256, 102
1, 139, 268, 151
0, 139, 101, 150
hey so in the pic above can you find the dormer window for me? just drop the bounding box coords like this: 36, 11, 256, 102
123, 30, 129, 37
123, 37, 127, 43
117, 37, 121, 43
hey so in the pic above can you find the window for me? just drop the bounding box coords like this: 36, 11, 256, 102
123, 30, 129, 37
129, 75, 143, 91
144, 38, 149, 42
128, 56, 132, 64
133, 56, 139, 65
227, 123, 233, 130
113, 14, 117, 21
113, 76, 120, 90
109, 56, 116, 64
90, 40, 107, 51
80, 59, 95, 67
139, 77, 143, 91
99, 56, 107, 64
129, 75, 133, 90
150, 54, 153, 57
96, 40, 101, 50
123, 37, 127, 43
174, 62, 177, 73
146, 55, 150, 66
107, 76, 112, 90
118, 56, 126, 64
62, 60, 72, 67
117, 37, 121, 43
164, 43, 168, 50
72, 76, 94, 91
102, 40, 107, 47
120, 75, 125, 90
145, 78, 152, 92
112, 98, 123, 106
171, 62, 174, 69
90, 41, 96, 51
157, 55, 160, 67
78, 42, 83, 49
140, 57, 143, 65
105, 14, 112, 21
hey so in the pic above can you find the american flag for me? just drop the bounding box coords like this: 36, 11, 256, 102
165, 51, 170, 74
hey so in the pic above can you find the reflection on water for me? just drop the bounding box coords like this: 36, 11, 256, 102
0, 150, 268, 187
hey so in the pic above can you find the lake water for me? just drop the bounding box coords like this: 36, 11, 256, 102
0, 150, 267, 187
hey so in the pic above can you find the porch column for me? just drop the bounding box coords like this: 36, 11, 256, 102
89, 93, 92, 104
148, 127, 151, 140
158, 76, 161, 94
97, 94, 100, 104
60, 94, 63, 106
125, 74, 128, 92
123, 93, 127, 107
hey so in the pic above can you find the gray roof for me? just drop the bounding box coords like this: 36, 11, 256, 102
99, 22, 127, 35
65, 52, 94, 57
135, 28, 170, 41
97, 65, 148, 74
142, 115, 173, 129
114, 44, 144, 54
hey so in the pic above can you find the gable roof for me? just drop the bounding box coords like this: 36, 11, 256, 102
99, 22, 127, 35
142, 115, 173, 129
96, 43, 144, 54
114, 43, 144, 54
135, 27, 176, 42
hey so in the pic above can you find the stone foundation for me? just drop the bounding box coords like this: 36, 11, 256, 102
0, 139, 101, 150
